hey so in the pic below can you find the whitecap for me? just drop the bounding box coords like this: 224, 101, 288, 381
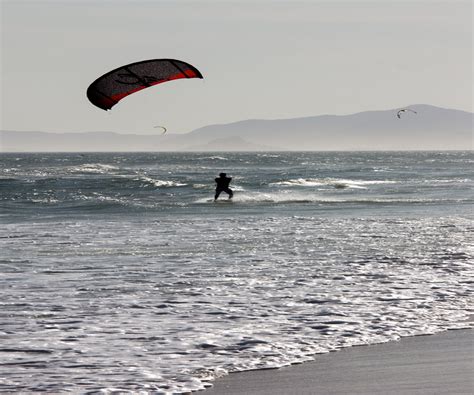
136, 175, 187, 188
197, 156, 228, 160
271, 178, 397, 189
69, 163, 120, 174
270, 178, 324, 187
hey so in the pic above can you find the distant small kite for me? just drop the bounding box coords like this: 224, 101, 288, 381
397, 108, 417, 119
154, 125, 167, 135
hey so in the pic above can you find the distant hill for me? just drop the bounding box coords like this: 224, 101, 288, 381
185, 104, 473, 151
1, 105, 472, 152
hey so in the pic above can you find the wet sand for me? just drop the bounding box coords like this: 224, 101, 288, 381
203, 329, 473, 395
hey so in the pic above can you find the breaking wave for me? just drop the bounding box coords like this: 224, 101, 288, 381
270, 178, 397, 189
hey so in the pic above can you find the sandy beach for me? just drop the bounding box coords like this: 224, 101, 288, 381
203, 329, 473, 395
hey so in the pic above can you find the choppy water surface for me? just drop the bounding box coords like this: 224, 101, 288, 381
1, 152, 473, 393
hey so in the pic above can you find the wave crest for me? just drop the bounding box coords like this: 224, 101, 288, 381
271, 178, 396, 189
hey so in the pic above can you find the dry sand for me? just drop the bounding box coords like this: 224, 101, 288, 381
202, 329, 473, 395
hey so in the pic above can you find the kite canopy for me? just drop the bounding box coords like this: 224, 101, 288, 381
397, 108, 417, 119
154, 125, 167, 134
87, 59, 203, 111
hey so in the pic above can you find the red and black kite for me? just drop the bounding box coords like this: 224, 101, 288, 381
87, 59, 203, 111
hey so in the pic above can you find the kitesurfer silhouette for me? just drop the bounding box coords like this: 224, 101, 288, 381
214, 173, 233, 201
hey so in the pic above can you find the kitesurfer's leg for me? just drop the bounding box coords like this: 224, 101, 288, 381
226, 188, 233, 199
214, 189, 222, 201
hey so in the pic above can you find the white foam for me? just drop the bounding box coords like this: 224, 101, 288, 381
70, 163, 120, 174
0, 215, 472, 394
272, 178, 324, 187
136, 175, 187, 188
271, 178, 396, 189
193, 183, 211, 189
194, 190, 450, 205
197, 156, 228, 160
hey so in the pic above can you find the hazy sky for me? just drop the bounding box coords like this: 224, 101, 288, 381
1, 0, 472, 134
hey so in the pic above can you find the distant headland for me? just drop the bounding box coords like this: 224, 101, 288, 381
1, 105, 472, 152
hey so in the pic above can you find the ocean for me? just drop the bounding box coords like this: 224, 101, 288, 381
1, 151, 473, 393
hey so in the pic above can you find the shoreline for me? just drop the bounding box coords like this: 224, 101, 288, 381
202, 329, 473, 394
